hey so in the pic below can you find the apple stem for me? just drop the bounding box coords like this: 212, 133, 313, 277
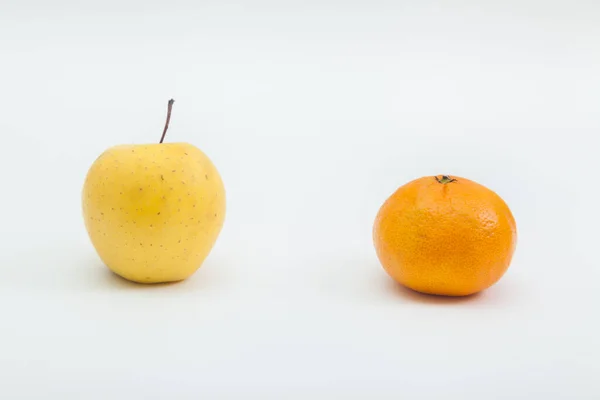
159, 99, 175, 144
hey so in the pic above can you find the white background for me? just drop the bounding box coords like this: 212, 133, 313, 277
0, 0, 598, 398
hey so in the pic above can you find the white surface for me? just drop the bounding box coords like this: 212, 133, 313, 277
1, 1, 599, 398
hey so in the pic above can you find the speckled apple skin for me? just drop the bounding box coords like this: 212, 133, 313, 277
82, 142, 226, 283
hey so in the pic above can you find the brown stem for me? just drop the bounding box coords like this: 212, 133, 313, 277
435, 175, 457, 184
159, 99, 175, 144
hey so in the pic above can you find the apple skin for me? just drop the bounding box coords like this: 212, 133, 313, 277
82, 142, 226, 283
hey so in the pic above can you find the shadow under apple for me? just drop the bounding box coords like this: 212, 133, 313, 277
89, 256, 228, 293
0, 245, 228, 294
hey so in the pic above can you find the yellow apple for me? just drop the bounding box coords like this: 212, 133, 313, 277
82, 100, 226, 283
